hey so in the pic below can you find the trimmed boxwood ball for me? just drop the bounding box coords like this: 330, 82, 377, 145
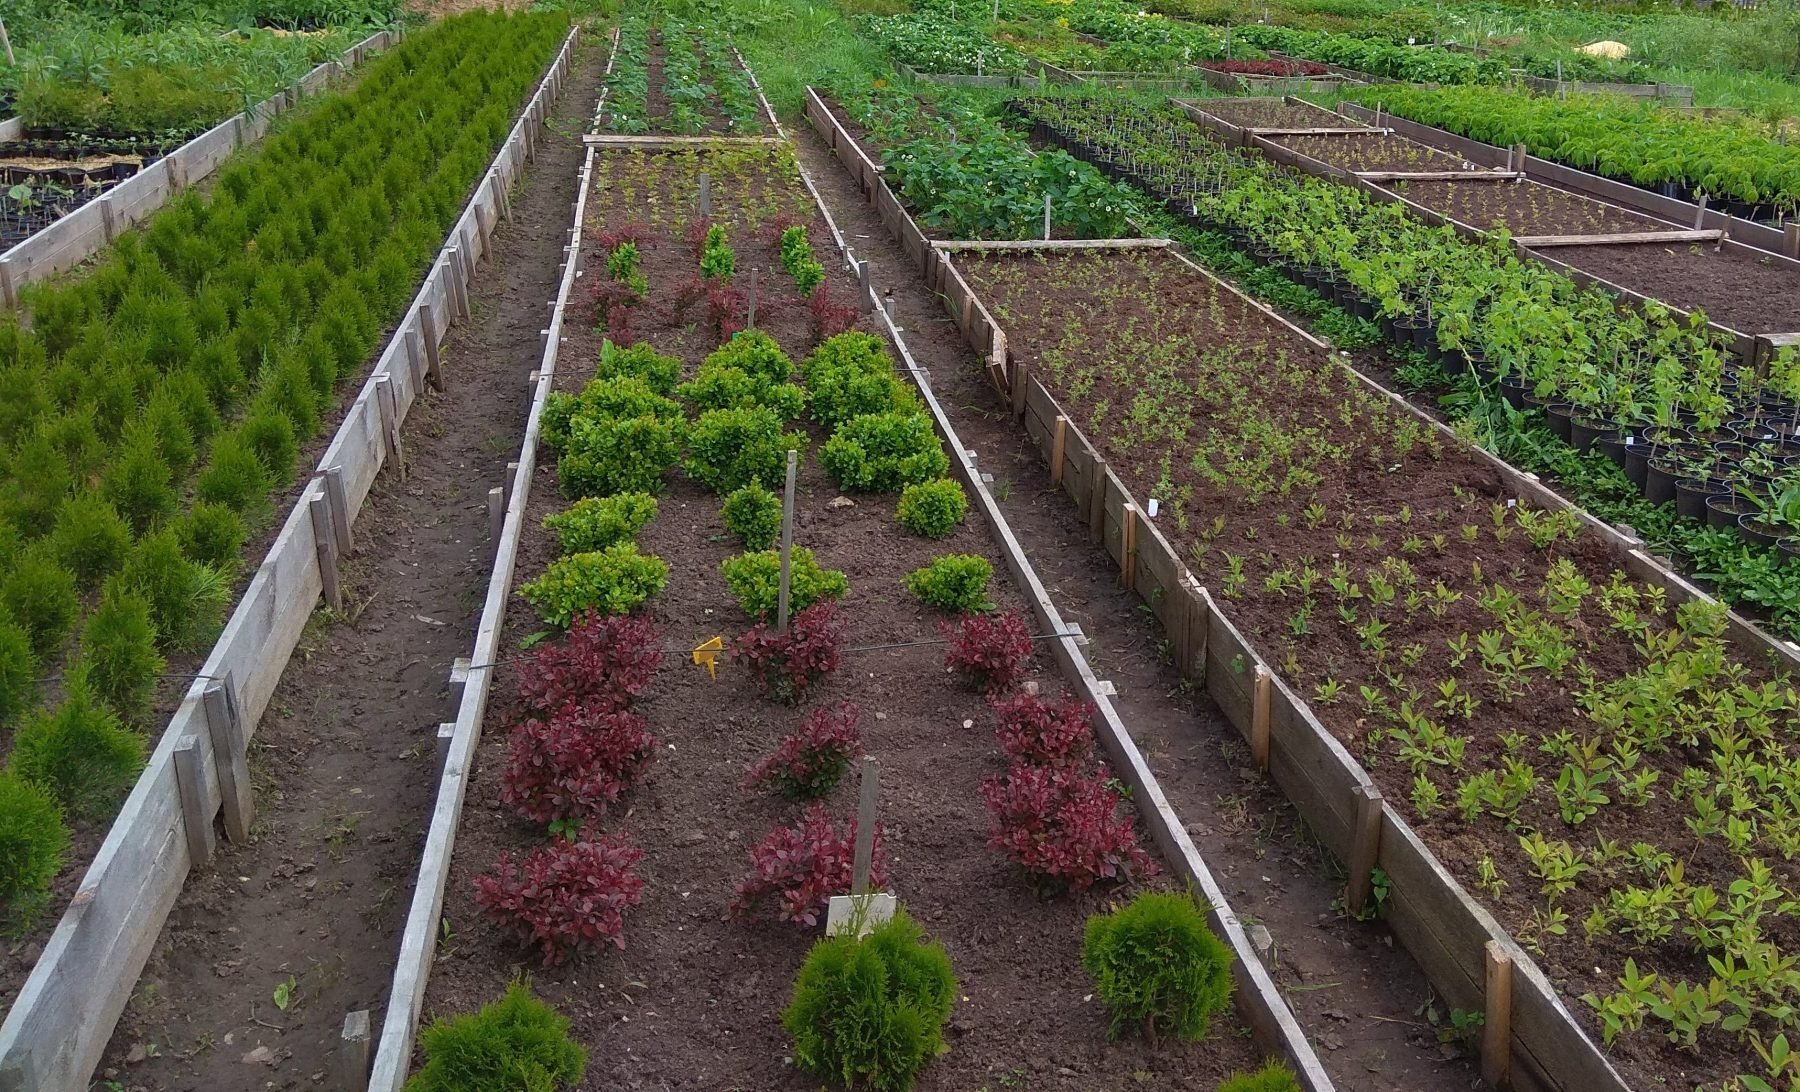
704, 329, 795, 386
720, 481, 782, 550
1082, 890, 1234, 1043
596, 340, 681, 394
684, 406, 808, 496
9, 674, 145, 820
783, 908, 957, 1092
0, 771, 69, 930
895, 478, 967, 539
1218, 1061, 1304, 1092
405, 978, 586, 1092
517, 544, 669, 628
721, 547, 849, 620
820, 412, 948, 494
905, 555, 993, 614
542, 493, 658, 554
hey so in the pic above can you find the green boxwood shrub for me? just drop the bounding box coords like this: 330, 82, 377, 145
721, 481, 783, 550
721, 547, 848, 619
802, 332, 918, 430
518, 543, 669, 627
1082, 891, 1234, 1043
1218, 1061, 1304, 1092
405, 978, 586, 1092
556, 414, 685, 499
0, 547, 79, 659
542, 493, 657, 554
51, 491, 133, 590
0, 771, 69, 930
0, 618, 38, 729
820, 412, 948, 493
685, 406, 807, 495
595, 340, 680, 395
705, 330, 794, 386
81, 586, 166, 726
10, 677, 145, 819
783, 908, 957, 1092
115, 530, 228, 653
543, 377, 683, 452
905, 555, 992, 613
174, 501, 248, 573
675, 366, 807, 420
895, 479, 967, 539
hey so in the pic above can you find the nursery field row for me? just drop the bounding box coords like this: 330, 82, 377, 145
0, 13, 575, 1090
595, 15, 767, 137
379, 81, 1322, 1090
1006, 97, 1800, 1092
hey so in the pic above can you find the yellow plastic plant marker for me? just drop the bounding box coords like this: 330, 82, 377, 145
691, 635, 724, 680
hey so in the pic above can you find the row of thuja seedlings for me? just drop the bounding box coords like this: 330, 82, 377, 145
402, 151, 1300, 1091
1016, 92, 1800, 637
0, 11, 570, 942
954, 237, 1800, 1091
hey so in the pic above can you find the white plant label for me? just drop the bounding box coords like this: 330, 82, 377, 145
826, 893, 897, 938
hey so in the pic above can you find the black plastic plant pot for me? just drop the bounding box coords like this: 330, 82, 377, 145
1675, 478, 1726, 520
1352, 297, 1375, 320
1379, 315, 1399, 341
1570, 416, 1619, 454
1623, 440, 1655, 487
1498, 377, 1529, 410
1645, 458, 1681, 504
1705, 491, 1761, 531
1780, 539, 1800, 564
1544, 402, 1576, 441
1738, 514, 1786, 550
1594, 432, 1628, 467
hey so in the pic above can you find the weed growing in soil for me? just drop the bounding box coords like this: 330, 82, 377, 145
1216, 1061, 1304, 1092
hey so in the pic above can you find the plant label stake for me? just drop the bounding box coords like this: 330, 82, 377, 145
691, 636, 724, 680
749, 266, 759, 329
776, 449, 799, 632
827, 758, 896, 938
699, 172, 711, 219
1043, 194, 1052, 241
0, 18, 13, 67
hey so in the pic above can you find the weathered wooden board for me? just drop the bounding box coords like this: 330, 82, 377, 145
0, 27, 565, 1091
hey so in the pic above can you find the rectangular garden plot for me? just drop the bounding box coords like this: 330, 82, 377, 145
595, 17, 770, 137
952, 242, 1800, 1092
404, 141, 1280, 1090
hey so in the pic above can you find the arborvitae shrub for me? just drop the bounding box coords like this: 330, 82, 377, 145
720, 481, 782, 550
117, 531, 227, 652
1217, 1062, 1304, 1092
102, 430, 179, 536
196, 430, 275, 514
10, 677, 145, 819
596, 340, 680, 394
158, 369, 221, 445
240, 404, 301, 487
51, 492, 133, 590
556, 414, 684, 499
782, 908, 957, 1092
895, 479, 967, 539
517, 544, 669, 628
1081, 891, 1234, 1043
174, 501, 248, 573
81, 585, 166, 725
542, 493, 657, 554
0, 618, 38, 728
259, 357, 324, 441
141, 393, 199, 478
405, 979, 587, 1092
721, 547, 849, 620
4, 433, 73, 538
0, 548, 79, 659
820, 412, 949, 493
905, 555, 993, 614
684, 406, 807, 495
0, 771, 69, 930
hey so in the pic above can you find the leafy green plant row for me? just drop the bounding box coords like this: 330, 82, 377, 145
1225, 22, 1510, 83
857, 12, 1033, 76
599, 17, 766, 136
1342, 84, 1800, 213
0, 8, 570, 933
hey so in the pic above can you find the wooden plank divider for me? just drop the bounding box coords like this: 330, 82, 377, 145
202, 677, 253, 844
1352, 169, 1521, 182
1121, 503, 1138, 592
1514, 228, 1722, 247
1346, 784, 1383, 915
170, 737, 216, 867
308, 491, 343, 613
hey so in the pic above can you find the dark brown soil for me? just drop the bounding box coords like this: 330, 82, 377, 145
957, 244, 1786, 1092
89, 41, 613, 1092
643, 28, 671, 128
1548, 240, 1800, 336
1272, 132, 1472, 175
1386, 177, 1667, 236
418, 141, 1266, 1089
1189, 97, 1344, 130
794, 113, 1485, 1090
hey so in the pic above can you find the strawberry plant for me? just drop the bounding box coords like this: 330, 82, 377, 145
983, 762, 1155, 892
731, 804, 886, 927
942, 610, 1033, 695
744, 702, 862, 800
731, 602, 848, 704
473, 831, 646, 966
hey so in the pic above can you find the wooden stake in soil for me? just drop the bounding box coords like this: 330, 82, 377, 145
1043, 194, 1052, 241
417, 302, 443, 389
1121, 503, 1139, 593
1345, 783, 1384, 916
202, 676, 255, 844
337, 1010, 372, 1091
310, 491, 343, 614
748, 266, 758, 329
487, 486, 505, 548
1251, 665, 1271, 772
0, 18, 14, 66
1785, 222, 1800, 261
1088, 457, 1107, 546
852, 757, 881, 896
1692, 193, 1710, 231
776, 449, 799, 632
324, 465, 353, 556
1049, 415, 1067, 488
1482, 941, 1514, 1087
1009, 355, 1028, 419
699, 172, 712, 219
172, 734, 217, 866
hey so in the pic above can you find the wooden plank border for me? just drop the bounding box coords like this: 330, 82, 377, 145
0, 28, 580, 1092
0, 29, 399, 309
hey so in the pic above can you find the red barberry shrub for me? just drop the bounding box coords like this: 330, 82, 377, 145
731, 804, 886, 927
606, 302, 636, 346
759, 211, 805, 246
685, 217, 714, 258
731, 602, 847, 705
808, 282, 858, 340
982, 762, 1155, 891
499, 706, 657, 825
707, 281, 747, 342
516, 611, 662, 716
941, 610, 1033, 695
473, 831, 645, 966
991, 690, 1095, 767
745, 702, 862, 800
595, 224, 647, 251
